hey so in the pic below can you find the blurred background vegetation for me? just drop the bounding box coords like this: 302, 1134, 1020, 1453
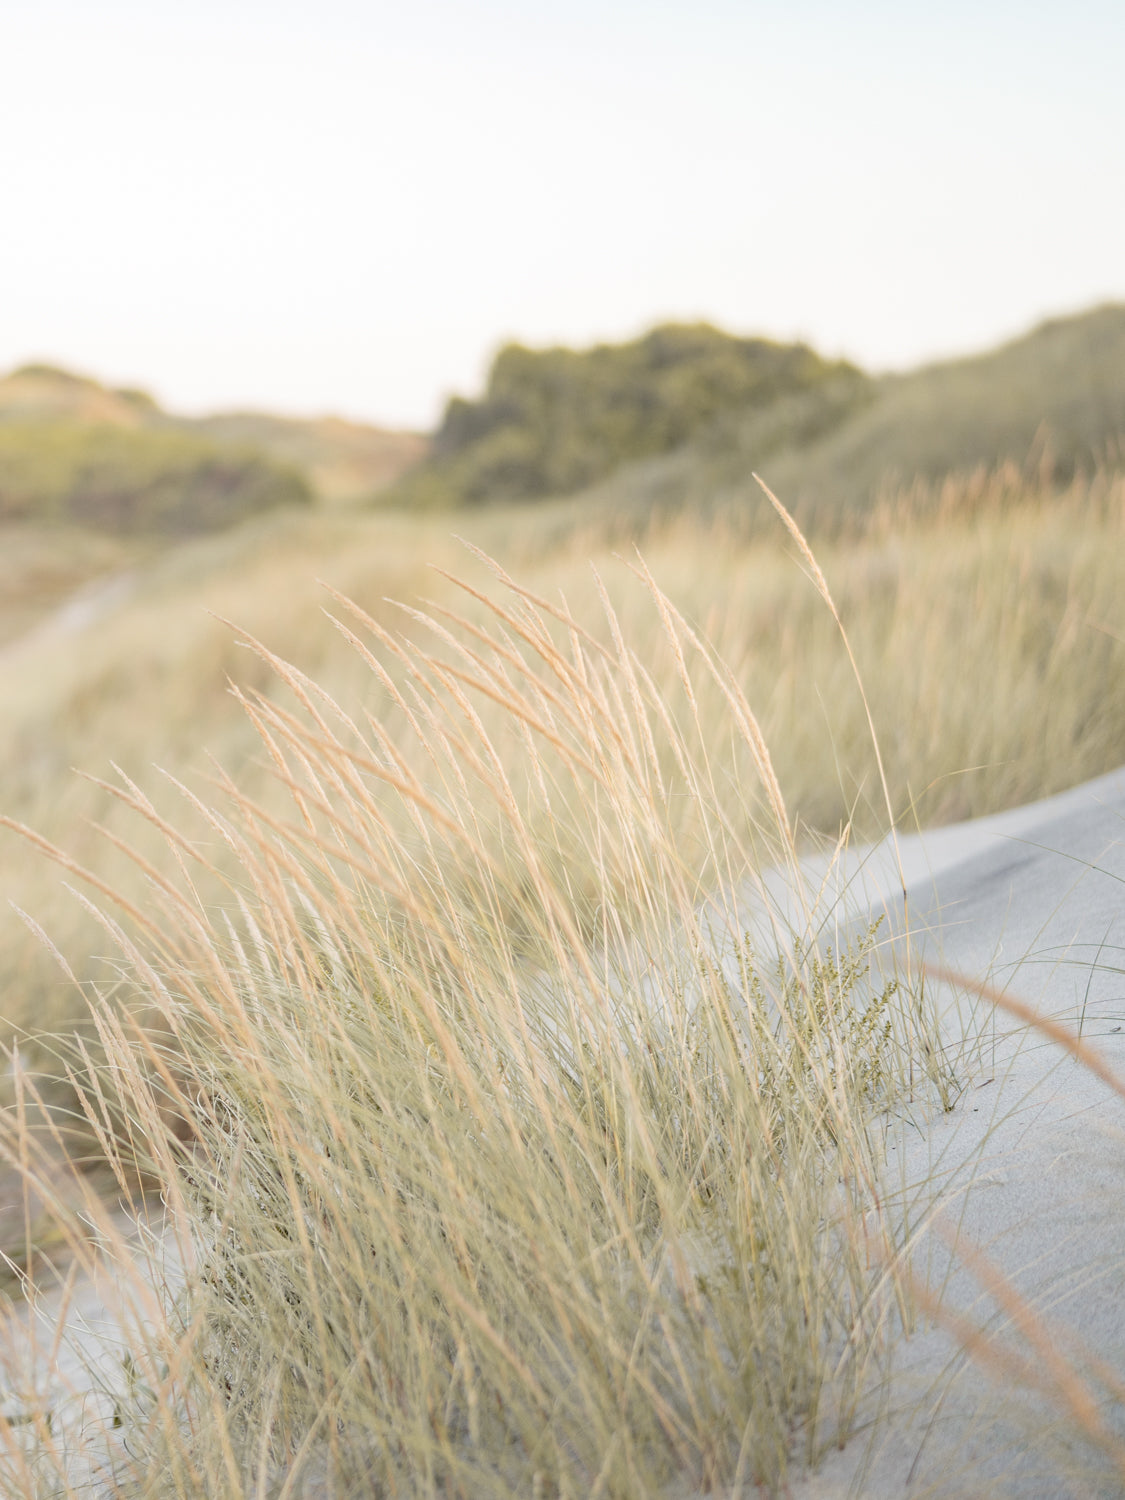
0, 362, 424, 535
390, 323, 869, 507
384, 302, 1125, 520
5, 303, 1123, 540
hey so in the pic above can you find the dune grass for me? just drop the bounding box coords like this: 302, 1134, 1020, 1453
2, 458, 1123, 1091
0, 460, 1120, 1320
0, 514, 965, 1497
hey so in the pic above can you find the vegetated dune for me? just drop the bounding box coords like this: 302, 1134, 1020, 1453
185, 410, 426, 507
0, 363, 426, 532
0, 365, 313, 534
406, 303, 1125, 529
0, 364, 161, 427
8, 302, 1121, 537
755, 301, 1125, 519
0, 421, 313, 534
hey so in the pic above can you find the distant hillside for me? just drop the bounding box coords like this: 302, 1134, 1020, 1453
557, 304, 1125, 530
388, 324, 870, 508
0, 363, 159, 427
11, 303, 1121, 533
746, 302, 1125, 518
185, 411, 426, 507
0, 365, 425, 532
382, 304, 1125, 526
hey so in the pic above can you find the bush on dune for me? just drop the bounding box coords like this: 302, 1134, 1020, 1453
393, 324, 868, 508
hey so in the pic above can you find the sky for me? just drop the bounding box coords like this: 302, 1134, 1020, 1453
2, 0, 1123, 430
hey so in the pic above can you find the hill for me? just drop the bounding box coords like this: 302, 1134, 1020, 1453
184, 410, 426, 507
0, 419, 315, 534
564, 304, 1125, 530
13, 304, 1121, 533
0, 366, 312, 534
0, 365, 424, 533
734, 301, 1125, 519
383, 305, 1125, 527
0, 363, 159, 426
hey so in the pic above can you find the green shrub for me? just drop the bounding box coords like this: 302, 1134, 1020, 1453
393, 323, 868, 508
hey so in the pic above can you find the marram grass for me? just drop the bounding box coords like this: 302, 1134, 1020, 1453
0, 535, 955, 1498
3, 458, 1124, 1071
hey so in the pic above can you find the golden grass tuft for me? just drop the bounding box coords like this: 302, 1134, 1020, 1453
0, 547, 952, 1498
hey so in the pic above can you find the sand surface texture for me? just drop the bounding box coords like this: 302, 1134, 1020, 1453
786, 766, 1125, 1499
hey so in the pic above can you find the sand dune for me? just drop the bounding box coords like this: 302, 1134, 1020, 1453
789, 766, 1125, 1497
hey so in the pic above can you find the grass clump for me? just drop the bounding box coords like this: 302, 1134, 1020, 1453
1, 535, 951, 1498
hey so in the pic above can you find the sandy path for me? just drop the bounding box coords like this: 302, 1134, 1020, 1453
0, 571, 136, 669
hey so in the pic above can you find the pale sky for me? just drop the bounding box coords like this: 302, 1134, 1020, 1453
3, 0, 1123, 429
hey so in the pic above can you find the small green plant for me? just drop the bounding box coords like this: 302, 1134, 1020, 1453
741, 920, 898, 1124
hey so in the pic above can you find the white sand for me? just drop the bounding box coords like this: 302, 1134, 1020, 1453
0, 1203, 182, 1491
785, 766, 1125, 1498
